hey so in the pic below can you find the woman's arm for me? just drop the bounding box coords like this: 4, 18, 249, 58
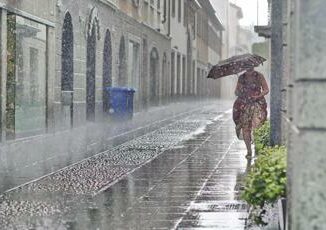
253, 74, 269, 99
260, 74, 269, 96
235, 80, 243, 97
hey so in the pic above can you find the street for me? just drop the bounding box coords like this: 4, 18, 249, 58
0, 101, 249, 229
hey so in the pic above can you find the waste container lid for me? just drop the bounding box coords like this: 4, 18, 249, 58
106, 87, 136, 92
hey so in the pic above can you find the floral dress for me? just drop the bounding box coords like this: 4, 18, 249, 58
232, 72, 267, 139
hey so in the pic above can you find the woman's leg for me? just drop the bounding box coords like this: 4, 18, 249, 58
243, 128, 252, 158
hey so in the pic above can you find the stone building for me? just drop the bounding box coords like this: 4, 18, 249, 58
0, 0, 225, 196
0, 0, 223, 158
195, 0, 223, 98
220, 3, 243, 99
184, 0, 200, 96
169, 0, 187, 98
55, 0, 171, 128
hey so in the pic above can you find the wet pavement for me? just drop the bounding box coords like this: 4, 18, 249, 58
0, 100, 216, 193
0, 101, 250, 229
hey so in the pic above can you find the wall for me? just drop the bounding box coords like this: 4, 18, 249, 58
287, 0, 326, 229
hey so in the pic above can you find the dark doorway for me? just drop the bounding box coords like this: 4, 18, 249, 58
86, 23, 96, 121
103, 29, 112, 113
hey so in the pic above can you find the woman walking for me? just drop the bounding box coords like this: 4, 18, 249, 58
233, 67, 269, 159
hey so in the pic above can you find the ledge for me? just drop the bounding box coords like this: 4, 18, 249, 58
97, 0, 118, 11
254, 25, 271, 38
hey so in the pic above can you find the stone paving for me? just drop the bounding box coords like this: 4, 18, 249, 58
0, 100, 215, 193
0, 102, 250, 229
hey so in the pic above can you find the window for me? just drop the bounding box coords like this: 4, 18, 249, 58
62, 13, 74, 92
128, 40, 140, 89
163, 0, 167, 21
143, 1, 149, 22
182, 56, 186, 95
61, 12, 74, 128
157, 0, 160, 10
171, 52, 175, 95
128, 40, 140, 109
177, 54, 181, 94
6, 14, 47, 138
150, 7, 155, 26
172, 0, 175, 17
178, 0, 181, 22
183, 1, 187, 26
197, 12, 201, 37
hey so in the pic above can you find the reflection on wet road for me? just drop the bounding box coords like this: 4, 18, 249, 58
0, 102, 249, 229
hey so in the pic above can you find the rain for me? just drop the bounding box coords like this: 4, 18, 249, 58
0, 0, 322, 229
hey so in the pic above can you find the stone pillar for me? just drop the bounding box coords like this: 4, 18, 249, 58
288, 0, 326, 229
46, 27, 56, 132
285, 0, 295, 227
270, 0, 283, 145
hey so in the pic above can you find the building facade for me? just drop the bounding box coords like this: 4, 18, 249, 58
0, 0, 223, 194
55, 0, 172, 129
196, 0, 223, 98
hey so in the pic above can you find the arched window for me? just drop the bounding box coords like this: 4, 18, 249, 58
62, 12, 74, 91
86, 23, 96, 121
62, 12, 74, 127
103, 29, 112, 113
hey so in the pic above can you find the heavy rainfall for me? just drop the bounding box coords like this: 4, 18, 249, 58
0, 0, 324, 230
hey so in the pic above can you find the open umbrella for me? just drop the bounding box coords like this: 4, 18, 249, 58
207, 53, 266, 79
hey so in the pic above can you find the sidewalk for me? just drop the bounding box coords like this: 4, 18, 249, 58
0, 99, 226, 193
0, 101, 249, 229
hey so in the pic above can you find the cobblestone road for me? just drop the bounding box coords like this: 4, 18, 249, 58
0, 101, 250, 229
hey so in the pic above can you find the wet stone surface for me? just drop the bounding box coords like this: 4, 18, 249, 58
0, 102, 250, 229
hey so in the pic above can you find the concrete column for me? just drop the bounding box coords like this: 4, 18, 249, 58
281, 0, 289, 144
285, 0, 296, 228
270, 0, 283, 145
288, 0, 326, 229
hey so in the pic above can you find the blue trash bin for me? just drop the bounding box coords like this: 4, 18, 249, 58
105, 87, 135, 120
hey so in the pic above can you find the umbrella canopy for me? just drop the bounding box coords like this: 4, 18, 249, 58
207, 53, 266, 79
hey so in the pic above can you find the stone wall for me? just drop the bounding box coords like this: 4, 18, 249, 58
287, 0, 326, 228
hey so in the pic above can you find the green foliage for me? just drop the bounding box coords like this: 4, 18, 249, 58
242, 146, 287, 225
254, 121, 270, 155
